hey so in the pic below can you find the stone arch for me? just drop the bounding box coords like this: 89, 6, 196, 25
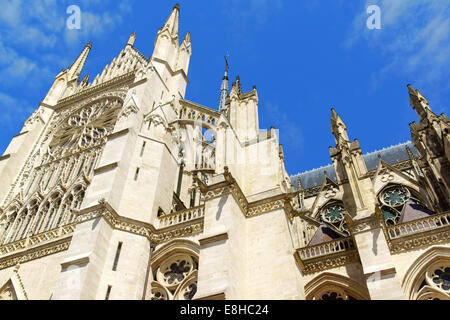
34, 190, 63, 234
0, 202, 21, 244
402, 246, 450, 300
376, 183, 425, 204
376, 183, 433, 226
8, 195, 41, 242
304, 272, 370, 300
151, 239, 199, 268
0, 267, 28, 300
314, 199, 350, 235
61, 183, 87, 224
149, 239, 200, 300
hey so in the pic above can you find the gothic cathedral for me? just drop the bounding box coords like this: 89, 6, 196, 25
0, 5, 449, 300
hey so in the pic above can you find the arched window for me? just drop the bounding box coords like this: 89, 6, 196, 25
304, 272, 370, 300
414, 264, 450, 300
40, 193, 62, 233
403, 246, 450, 300
149, 240, 199, 301
378, 185, 429, 226
320, 202, 349, 235
0, 207, 18, 244
151, 253, 198, 300
57, 185, 86, 226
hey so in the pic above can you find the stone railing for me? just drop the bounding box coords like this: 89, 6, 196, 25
297, 237, 355, 260
178, 100, 220, 128
387, 211, 450, 240
157, 206, 205, 229
294, 236, 359, 275
0, 224, 76, 257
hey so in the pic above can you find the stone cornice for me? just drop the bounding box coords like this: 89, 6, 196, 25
347, 214, 384, 235
151, 57, 189, 83
0, 236, 71, 270
54, 72, 136, 110
75, 199, 204, 245
294, 248, 360, 275
197, 167, 297, 221
199, 232, 228, 247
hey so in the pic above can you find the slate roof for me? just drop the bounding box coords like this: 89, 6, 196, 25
398, 200, 435, 223
308, 223, 342, 246
290, 142, 420, 190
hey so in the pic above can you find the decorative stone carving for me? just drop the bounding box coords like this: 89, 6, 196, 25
151, 253, 198, 301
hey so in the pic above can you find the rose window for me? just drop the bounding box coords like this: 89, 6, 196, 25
164, 260, 191, 285
156, 254, 194, 289
152, 254, 198, 300
430, 267, 450, 292
382, 187, 408, 207
321, 203, 349, 235
379, 186, 423, 226
414, 264, 450, 300
48, 99, 122, 157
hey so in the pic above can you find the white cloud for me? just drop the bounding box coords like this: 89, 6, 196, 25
0, 91, 34, 129
265, 101, 304, 151
221, 0, 283, 31
345, 1, 450, 86
0, 39, 36, 79
0, 0, 135, 81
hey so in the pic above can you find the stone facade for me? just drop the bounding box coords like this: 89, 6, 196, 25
0, 5, 449, 300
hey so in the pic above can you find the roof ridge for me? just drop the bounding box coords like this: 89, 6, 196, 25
363, 141, 412, 157
290, 141, 415, 179
292, 163, 334, 177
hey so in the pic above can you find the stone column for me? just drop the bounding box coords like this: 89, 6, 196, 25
349, 213, 406, 300
194, 175, 248, 300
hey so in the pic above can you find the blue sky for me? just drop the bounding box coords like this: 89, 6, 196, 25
0, 0, 448, 176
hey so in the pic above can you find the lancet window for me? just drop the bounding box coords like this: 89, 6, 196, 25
0, 95, 123, 245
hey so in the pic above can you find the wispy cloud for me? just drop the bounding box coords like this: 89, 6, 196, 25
221, 0, 283, 31
0, 91, 34, 129
345, 0, 450, 87
265, 101, 304, 152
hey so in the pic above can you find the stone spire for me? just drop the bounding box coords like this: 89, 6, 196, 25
162, 3, 180, 39
68, 42, 92, 82
408, 84, 434, 121
219, 56, 229, 112
330, 108, 349, 144
127, 31, 136, 47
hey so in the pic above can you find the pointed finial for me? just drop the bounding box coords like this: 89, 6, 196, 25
330, 108, 349, 144
162, 3, 180, 37
219, 56, 230, 111
405, 145, 416, 160
183, 31, 191, 44
68, 42, 92, 81
127, 31, 136, 47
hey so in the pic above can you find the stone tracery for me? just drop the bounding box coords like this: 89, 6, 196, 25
150, 252, 198, 300
378, 184, 428, 226
0, 95, 123, 245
